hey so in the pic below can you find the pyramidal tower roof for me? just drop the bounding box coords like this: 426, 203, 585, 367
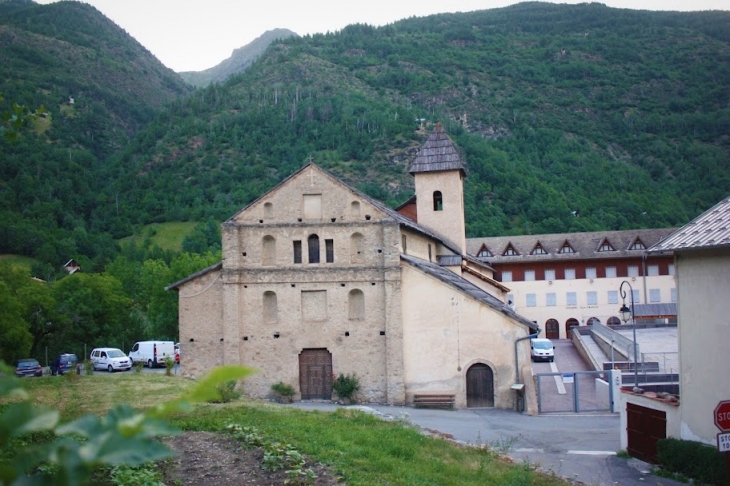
409, 122, 466, 175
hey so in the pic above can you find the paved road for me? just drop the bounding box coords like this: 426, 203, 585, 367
288, 402, 684, 486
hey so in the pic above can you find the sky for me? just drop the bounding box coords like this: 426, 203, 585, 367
37, 0, 729, 73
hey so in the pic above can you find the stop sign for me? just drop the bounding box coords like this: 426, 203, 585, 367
715, 401, 730, 431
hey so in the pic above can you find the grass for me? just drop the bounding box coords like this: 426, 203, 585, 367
0, 254, 37, 268
7, 374, 570, 485
117, 222, 198, 252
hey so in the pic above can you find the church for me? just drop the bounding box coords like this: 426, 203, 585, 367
167, 124, 539, 410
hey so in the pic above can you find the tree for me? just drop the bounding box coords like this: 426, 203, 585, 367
51, 273, 137, 353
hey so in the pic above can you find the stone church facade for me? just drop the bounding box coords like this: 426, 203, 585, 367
168, 125, 539, 411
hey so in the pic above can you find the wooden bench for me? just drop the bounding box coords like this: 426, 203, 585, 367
413, 394, 455, 409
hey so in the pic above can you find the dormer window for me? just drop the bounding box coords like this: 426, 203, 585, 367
531, 243, 548, 255
558, 241, 575, 254
597, 239, 615, 252
476, 245, 493, 258
433, 191, 443, 211
629, 238, 646, 250
502, 244, 519, 256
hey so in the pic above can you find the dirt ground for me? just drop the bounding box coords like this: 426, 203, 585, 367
161, 431, 343, 486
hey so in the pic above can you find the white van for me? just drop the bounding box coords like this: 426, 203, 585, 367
128, 341, 175, 368
90, 348, 132, 372
530, 338, 555, 362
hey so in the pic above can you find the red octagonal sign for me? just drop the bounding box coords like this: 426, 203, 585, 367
714, 401, 730, 431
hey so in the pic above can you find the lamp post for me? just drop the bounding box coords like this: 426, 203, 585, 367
619, 280, 639, 388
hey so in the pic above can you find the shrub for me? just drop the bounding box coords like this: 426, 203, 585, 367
271, 381, 295, 397
84, 359, 94, 376
656, 437, 726, 485
209, 380, 241, 403
332, 373, 360, 401
164, 356, 175, 376
133, 360, 144, 373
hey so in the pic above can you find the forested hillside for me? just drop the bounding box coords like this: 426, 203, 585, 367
0, 0, 191, 274
2, 1, 730, 274
105, 2, 730, 240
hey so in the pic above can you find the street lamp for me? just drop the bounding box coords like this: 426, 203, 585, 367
619, 280, 639, 388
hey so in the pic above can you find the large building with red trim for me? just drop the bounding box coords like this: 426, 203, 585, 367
465, 229, 677, 339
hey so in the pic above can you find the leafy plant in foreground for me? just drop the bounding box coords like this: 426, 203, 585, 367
0, 363, 254, 485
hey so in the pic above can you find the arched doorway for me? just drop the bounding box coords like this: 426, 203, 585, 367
565, 318, 579, 337
607, 316, 621, 326
466, 363, 494, 407
299, 349, 333, 399
545, 319, 560, 339
587, 317, 601, 326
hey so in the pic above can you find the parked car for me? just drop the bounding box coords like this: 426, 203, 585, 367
50, 353, 79, 375
90, 348, 132, 372
530, 338, 555, 362
14, 358, 43, 377
128, 341, 175, 368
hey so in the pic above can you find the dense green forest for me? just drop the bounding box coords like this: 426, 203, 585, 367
104, 2, 729, 239
0, 1, 729, 360
3, 1, 729, 271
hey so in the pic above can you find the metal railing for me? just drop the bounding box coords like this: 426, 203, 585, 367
641, 351, 679, 375
591, 322, 640, 361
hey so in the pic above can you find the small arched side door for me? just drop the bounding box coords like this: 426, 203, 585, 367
466, 363, 494, 408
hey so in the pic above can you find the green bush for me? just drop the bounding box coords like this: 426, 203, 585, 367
209, 380, 241, 403
656, 438, 726, 485
84, 359, 94, 376
133, 360, 144, 373
164, 356, 175, 376
332, 373, 360, 401
271, 381, 295, 397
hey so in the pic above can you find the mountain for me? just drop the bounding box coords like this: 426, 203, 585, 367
0, 0, 191, 271
2, 1, 730, 274
104, 2, 730, 238
179, 29, 298, 87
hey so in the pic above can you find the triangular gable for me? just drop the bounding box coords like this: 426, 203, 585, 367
557, 240, 575, 254
502, 243, 519, 256
530, 241, 548, 255
628, 237, 646, 250
225, 163, 387, 224
596, 238, 615, 252
476, 244, 493, 258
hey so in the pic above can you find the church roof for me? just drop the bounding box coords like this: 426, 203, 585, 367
648, 196, 730, 252
401, 254, 539, 331
408, 123, 466, 175
165, 262, 222, 291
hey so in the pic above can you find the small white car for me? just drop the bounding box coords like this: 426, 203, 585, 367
90, 347, 132, 372
530, 338, 555, 362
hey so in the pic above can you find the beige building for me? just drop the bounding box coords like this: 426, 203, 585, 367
619, 196, 730, 457
466, 230, 677, 340
168, 125, 539, 410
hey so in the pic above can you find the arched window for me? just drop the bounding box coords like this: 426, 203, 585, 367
433, 191, 443, 211
348, 289, 364, 320
350, 233, 364, 264
607, 316, 621, 326
262, 235, 276, 266
264, 202, 273, 219
587, 317, 601, 326
308, 234, 320, 263
263, 291, 278, 323
350, 201, 361, 217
